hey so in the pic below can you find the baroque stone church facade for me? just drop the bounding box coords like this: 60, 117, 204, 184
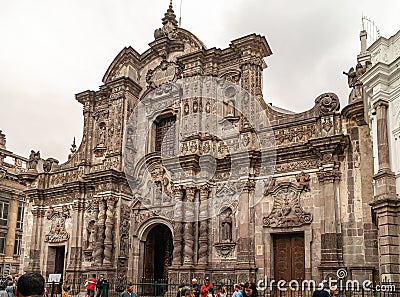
15, 3, 387, 285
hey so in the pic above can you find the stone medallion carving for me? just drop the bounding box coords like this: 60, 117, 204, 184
263, 182, 312, 228
146, 60, 182, 88
45, 205, 71, 243
315, 93, 340, 115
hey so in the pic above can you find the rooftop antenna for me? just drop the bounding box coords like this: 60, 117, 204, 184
361, 15, 380, 48
179, 0, 183, 27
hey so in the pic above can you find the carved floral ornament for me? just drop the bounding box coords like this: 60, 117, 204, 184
44, 205, 71, 243
263, 182, 312, 228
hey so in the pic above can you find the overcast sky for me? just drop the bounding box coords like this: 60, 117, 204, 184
1, 0, 399, 162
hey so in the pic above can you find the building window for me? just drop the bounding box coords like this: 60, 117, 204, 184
17, 202, 24, 229
0, 201, 9, 226
0, 232, 6, 254
14, 234, 22, 255
155, 116, 176, 156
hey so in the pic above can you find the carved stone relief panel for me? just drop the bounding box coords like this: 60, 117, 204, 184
263, 182, 312, 228
44, 205, 71, 243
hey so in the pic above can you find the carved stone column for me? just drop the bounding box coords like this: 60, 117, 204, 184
183, 187, 195, 265
93, 198, 106, 265
29, 205, 45, 272
317, 169, 343, 273
103, 196, 116, 265
236, 180, 256, 278
198, 185, 209, 265
370, 100, 400, 281
373, 100, 397, 196
67, 194, 85, 272
5, 194, 18, 258
172, 186, 184, 266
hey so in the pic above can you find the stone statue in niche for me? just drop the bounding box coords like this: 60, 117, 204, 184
97, 123, 106, 146
87, 220, 96, 249
221, 208, 232, 242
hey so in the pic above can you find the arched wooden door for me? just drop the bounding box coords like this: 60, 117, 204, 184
143, 224, 173, 281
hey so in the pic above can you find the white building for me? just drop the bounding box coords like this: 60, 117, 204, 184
360, 29, 400, 197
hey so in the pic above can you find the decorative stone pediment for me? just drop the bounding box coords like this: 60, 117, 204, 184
146, 60, 183, 89
263, 182, 312, 228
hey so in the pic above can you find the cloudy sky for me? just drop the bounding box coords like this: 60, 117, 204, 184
1, 0, 399, 162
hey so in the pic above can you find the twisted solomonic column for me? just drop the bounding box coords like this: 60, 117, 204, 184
103, 196, 117, 264
198, 185, 209, 265
172, 186, 184, 266
93, 198, 106, 265
183, 187, 195, 265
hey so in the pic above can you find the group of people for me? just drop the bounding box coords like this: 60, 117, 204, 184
84, 274, 106, 297
176, 278, 258, 297
0, 273, 45, 297
0, 274, 19, 297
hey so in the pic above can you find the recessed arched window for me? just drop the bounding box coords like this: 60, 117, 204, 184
155, 115, 176, 156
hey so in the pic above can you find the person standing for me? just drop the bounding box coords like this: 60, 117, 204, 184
200, 278, 213, 297
120, 283, 137, 297
86, 275, 97, 297
96, 275, 105, 297
5, 281, 15, 297
190, 279, 200, 297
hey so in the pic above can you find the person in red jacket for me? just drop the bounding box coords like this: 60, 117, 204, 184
200, 277, 213, 297
85, 275, 97, 297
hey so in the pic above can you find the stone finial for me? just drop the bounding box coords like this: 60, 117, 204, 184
0, 130, 5, 149
154, 0, 178, 39
70, 137, 77, 154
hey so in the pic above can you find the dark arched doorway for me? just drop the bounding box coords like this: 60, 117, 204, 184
143, 224, 173, 281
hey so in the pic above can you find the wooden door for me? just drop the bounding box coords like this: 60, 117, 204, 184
273, 233, 305, 282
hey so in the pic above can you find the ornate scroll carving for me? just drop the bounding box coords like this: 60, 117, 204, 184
263, 183, 312, 228
315, 93, 340, 115
215, 243, 236, 258
44, 205, 71, 243
296, 171, 311, 191
146, 60, 182, 88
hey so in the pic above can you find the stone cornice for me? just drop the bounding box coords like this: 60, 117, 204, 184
341, 99, 367, 126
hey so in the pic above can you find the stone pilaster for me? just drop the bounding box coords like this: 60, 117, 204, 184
236, 180, 254, 265
67, 195, 85, 272
29, 206, 45, 272
198, 185, 209, 265
5, 194, 19, 258
373, 100, 397, 197
370, 198, 400, 281
317, 169, 343, 272
183, 187, 195, 265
